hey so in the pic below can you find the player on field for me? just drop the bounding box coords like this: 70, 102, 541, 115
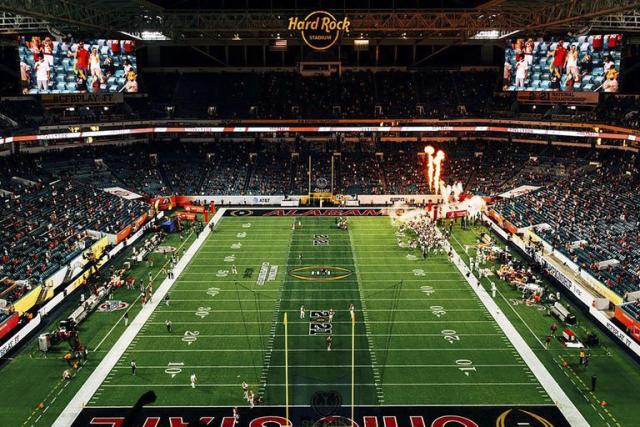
131, 360, 137, 375
247, 390, 255, 408
190, 373, 197, 388
300, 305, 305, 319
328, 308, 335, 323
232, 264, 237, 275
165, 319, 172, 333
326, 335, 333, 351
242, 381, 249, 400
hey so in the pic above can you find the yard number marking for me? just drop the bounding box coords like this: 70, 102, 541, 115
195, 307, 212, 318
206, 287, 220, 297
420, 285, 435, 295
182, 331, 200, 345
430, 305, 446, 317
165, 362, 184, 378
441, 329, 460, 343
456, 359, 477, 376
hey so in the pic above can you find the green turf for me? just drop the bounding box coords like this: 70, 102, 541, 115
5, 214, 640, 427
90, 216, 550, 409
449, 221, 640, 427
0, 230, 197, 427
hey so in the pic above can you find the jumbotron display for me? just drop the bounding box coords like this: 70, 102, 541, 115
17, 36, 138, 94
503, 34, 623, 92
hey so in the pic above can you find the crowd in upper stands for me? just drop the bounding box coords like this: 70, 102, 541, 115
0, 138, 638, 305
494, 150, 640, 298
2, 70, 639, 135
0, 152, 148, 300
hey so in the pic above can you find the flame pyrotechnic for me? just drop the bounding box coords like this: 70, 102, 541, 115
424, 146, 446, 194
424, 146, 435, 193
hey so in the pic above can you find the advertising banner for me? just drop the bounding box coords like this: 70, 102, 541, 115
103, 187, 142, 200
516, 91, 600, 105
0, 314, 40, 358
0, 313, 19, 340
40, 93, 124, 106
13, 286, 42, 315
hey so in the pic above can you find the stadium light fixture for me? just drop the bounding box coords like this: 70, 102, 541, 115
498, 30, 521, 39
472, 30, 521, 40
120, 31, 169, 41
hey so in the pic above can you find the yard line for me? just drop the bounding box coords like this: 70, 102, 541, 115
168, 298, 478, 302
146, 320, 495, 325
135, 333, 503, 338
100, 382, 539, 387
152, 308, 486, 313
181, 271, 462, 275
175, 280, 464, 284
84, 403, 561, 408
116, 363, 525, 369
124, 348, 516, 352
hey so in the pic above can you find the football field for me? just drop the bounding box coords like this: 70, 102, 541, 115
84, 212, 557, 415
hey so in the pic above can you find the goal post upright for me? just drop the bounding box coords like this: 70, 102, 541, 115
351, 311, 356, 427
284, 312, 290, 425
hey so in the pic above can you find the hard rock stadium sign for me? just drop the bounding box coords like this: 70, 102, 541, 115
288, 11, 351, 50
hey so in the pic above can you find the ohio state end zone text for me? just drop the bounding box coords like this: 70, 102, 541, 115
74, 405, 570, 426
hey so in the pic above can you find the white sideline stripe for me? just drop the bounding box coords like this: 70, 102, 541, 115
444, 231, 589, 426
52, 208, 227, 427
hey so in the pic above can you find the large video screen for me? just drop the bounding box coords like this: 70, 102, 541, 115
503, 34, 622, 93
17, 36, 138, 95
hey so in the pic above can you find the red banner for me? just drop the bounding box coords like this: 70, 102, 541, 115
115, 225, 132, 243
184, 205, 205, 213
446, 210, 468, 218
134, 212, 148, 228
615, 306, 640, 342
0, 314, 19, 340
150, 196, 176, 211
177, 212, 197, 221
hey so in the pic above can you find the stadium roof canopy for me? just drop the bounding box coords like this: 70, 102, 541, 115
1, 0, 639, 41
